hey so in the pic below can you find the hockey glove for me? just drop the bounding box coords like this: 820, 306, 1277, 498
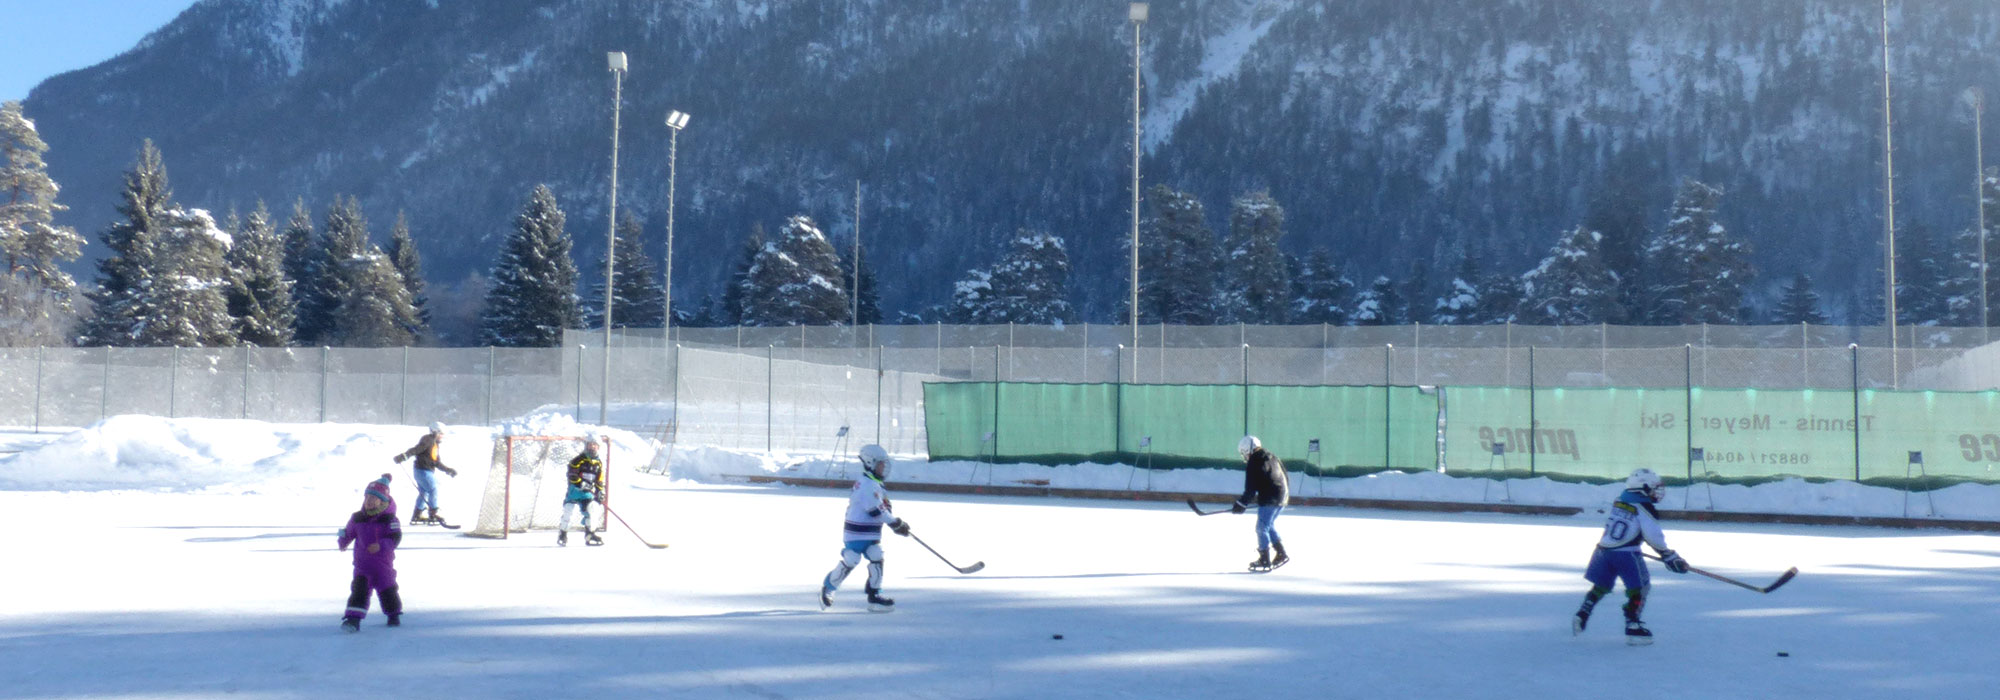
890, 519, 911, 537
441, 466, 458, 477
393, 454, 407, 464
1230, 501, 1247, 515
1660, 549, 1690, 574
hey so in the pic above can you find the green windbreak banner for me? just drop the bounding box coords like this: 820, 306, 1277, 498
1442, 386, 2000, 483
925, 382, 1440, 471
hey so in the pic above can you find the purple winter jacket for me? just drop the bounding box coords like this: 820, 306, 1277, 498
338, 500, 403, 579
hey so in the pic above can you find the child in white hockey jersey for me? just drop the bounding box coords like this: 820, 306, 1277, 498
820, 444, 911, 611
1574, 468, 1690, 645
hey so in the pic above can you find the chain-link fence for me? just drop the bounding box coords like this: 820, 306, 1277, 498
6, 325, 1999, 474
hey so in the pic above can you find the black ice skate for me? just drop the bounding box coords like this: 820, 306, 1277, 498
1571, 605, 1593, 635
1248, 548, 1273, 573
1268, 543, 1290, 570
340, 618, 360, 633
557, 530, 568, 547
386, 614, 401, 628
585, 531, 604, 546
819, 586, 835, 610
865, 587, 895, 613
1624, 621, 1653, 646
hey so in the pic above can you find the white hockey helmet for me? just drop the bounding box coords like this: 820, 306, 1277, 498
1238, 435, 1263, 458
429, 421, 445, 434
859, 444, 890, 479
1625, 468, 1664, 500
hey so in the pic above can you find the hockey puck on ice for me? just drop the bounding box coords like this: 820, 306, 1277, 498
1776, 652, 1789, 657
1052, 634, 1064, 640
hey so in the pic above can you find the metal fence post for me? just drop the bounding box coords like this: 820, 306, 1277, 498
485, 346, 495, 426
100, 347, 110, 421
1527, 345, 1537, 476
1384, 343, 1393, 469
875, 345, 884, 444
575, 344, 585, 422
767, 344, 775, 454
672, 343, 682, 437
400, 345, 409, 425
319, 346, 330, 423
33, 346, 44, 433
1685, 344, 1694, 483
168, 346, 178, 419
1851, 343, 1861, 481
241, 345, 251, 419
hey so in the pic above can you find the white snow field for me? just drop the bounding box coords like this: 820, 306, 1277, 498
3, 416, 1998, 699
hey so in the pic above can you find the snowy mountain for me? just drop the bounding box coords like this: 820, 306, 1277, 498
21, 0, 2000, 322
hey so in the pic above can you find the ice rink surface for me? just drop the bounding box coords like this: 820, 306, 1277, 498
5, 472, 1997, 700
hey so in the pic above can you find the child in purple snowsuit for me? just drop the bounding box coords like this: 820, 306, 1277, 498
338, 474, 404, 631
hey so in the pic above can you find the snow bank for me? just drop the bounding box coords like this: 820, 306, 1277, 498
0, 414, 659, 495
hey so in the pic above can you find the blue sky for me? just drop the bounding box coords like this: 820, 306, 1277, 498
1, 0, 202, 102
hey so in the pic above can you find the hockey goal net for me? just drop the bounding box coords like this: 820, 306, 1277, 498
469, 434, 611, 539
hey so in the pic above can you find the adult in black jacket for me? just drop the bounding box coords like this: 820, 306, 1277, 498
1231, 435, 1289, 571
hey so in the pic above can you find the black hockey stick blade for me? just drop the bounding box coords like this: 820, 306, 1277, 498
602, 505, 670, 549
1758, 567, 1799, 593
1186, 498, 1232, 516
909, 533, 984, 574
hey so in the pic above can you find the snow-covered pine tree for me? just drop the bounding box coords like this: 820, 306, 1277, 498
584, 214, 665, 329
281, 198, 325, 344
719, 224, 766, 326
80, 141, 236, 347
223, 203, 296, 347
387, 211, 433, 339
1219, 191, 1290, 324
78, 141, 171, 346
330, 243, 419, 348
742, 215, 850, 326
1517, 225, 1618, 325
1772, 271, 1828, 325
947, 267, 996, 323
1641, 178, 1752, 324
986, 230, 1074, 324
0, 101, 84, 307
1352, 276, 1407, 326
1289, 247, 1352, 325
1139, 185, 1221, 324
480, 185, 582, 347
837, 244, 883, 325
1432, 256, 1483, 325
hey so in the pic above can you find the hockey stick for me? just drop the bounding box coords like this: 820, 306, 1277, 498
1185, 498, 1234, 516
599, 504, 670, 549
1645, 553, 1796, 593
908, 532, 984, 574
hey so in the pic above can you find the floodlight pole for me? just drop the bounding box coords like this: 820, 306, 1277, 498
603, 51, 626, 426
1129, 3, 1147, 382
1970, 88, 1987, 337
1879, 1, 1898, 387
665, 110, 689, 337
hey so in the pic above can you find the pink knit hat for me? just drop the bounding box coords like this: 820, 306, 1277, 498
364, 473, 393, 503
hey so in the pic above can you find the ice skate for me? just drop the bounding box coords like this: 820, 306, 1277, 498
340, 617, 360, 633
865, 587, 895, 612
1268, 543, 1290, 570
386, 615, 400, 628
1571, 606, 1591, 635
557, 530, 568, 547
1624, 620, 1653, 646
819, 586, 835, 610
1248, 548, 1272, 573
584, 531, 603, 546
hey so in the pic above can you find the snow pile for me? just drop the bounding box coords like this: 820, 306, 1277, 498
0, 414, 659, 495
